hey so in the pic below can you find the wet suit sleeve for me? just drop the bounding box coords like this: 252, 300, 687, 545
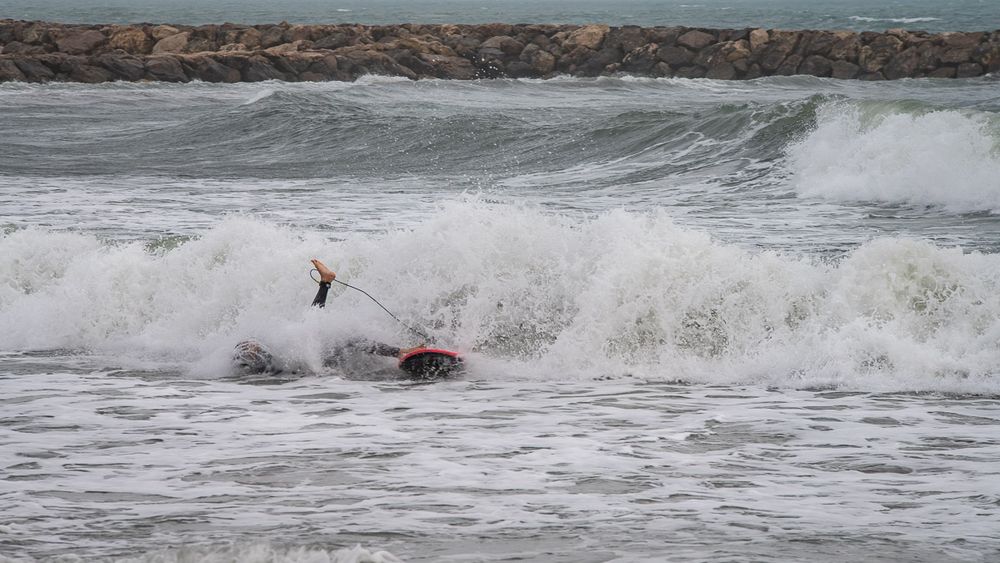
312, 282, 331, 308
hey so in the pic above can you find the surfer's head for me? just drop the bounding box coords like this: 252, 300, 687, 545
233, 340, 274, 374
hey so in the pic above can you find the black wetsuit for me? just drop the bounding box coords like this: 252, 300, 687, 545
232, 281, 401, 374
312, 281, 401, 357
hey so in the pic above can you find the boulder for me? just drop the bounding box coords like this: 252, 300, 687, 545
605, 26, 645, 53
621, 43, 660, 73
54, 28, 106, 55
185, 55, 241, 82
956, 62, 983, 77
145, 56, 189, 81
830, 60, 860, 79
68, 62, 112, 83
152, 32, 189, 54
150, 25, 180, 41
2, 41, 46, 55
14, 58, 55, 81
96, 53, 145, 80
577, 46, 622, 76
239, 28, 262, 49
757, 31, 799, 71
259, 26, 286, 49
774, 54, 802, 75
973, 43, 1000, 72
677, 29, 715, 50
0, 59, 26, 81
418, 53, 475, 79
799, 54, 832, 77
884, 47, 920, 79
108, 27, 151, 54
927, 67, 956, 78
859, 35, 902, 73
563, 25, 608, 51
243, 54, 286, 81
749, 28, 768, 51
827, 32, 860, 60
480, 35, 524, 56
705, 61, 735, 79
657, 45, 694, 66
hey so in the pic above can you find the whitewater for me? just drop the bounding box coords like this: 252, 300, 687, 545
3, 73, 1000, 560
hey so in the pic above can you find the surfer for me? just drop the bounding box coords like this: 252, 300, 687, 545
231, 258, 420, 375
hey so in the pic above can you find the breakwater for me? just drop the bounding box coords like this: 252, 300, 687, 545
1, 20, 998, 83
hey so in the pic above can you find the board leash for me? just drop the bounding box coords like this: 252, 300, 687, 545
311, 269, 433, 343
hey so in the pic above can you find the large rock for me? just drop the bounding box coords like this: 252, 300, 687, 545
152, 32, 190, 54
108, 26, 152, 54
68, 61, 112, 83
859, 35, 902, 72
748, 28, 768, 51
605, 26, 645, 53
657, 45, 694, 66
956, 62, 983, 77
418, 53, 475, 79
243, 54, 286, 81
480, 35, 524, 56
54, 29, 106, 55
827, 32, 860, 60
830, 60, 860, 79
184, 54, 241, 82
799, 54, 832, 77
2, 41, 46, 55
150, 25, 180, 41
884, 47, 920, 79
705, 61, 735, 79
677, 29, 715, 50
0, 59, 27, 81
14, 58, 55, 81
563, 25, 608, 51
145, 55, 189, 81
621, 43, 660, 73
757, 31, 799, 71
96, 53, 146, 80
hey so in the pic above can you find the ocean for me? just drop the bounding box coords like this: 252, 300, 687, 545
3, 2, 1000, 562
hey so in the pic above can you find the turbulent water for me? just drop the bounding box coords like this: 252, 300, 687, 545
4, 45, 1000, 563
2, 0, 1000, 32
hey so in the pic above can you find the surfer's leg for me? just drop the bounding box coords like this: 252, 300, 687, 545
310, 259, 336, 308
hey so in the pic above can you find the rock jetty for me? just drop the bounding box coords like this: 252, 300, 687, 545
1, 20, 998, 83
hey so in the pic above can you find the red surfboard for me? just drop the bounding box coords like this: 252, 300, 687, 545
398, 347, 463, 379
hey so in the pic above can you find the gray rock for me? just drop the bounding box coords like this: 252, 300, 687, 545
145, 56, 189, 82
152, 32, 189, 54
605, 26, 645, 53
774, 54, 802, 75
677, 30, 715, 50
0, 59, 27, 81
186, 55, 241, 82
927, 67, 956, 78
657, 45, 693, 66
830, 60, 860, 79
242, 54, 286, 81
96, 53, 145, 80
799, 54, 832, 77
14, 58, 55, 81
68, 62, 112, 83
859, 35, 902, 72
2, 41, 46, 55
956, 62, 983, 77
419, 53, 476, 79
705, 61, 735, 79
54, 29, 106, 55
884, 47, 920, 79
621, 43, 660, 73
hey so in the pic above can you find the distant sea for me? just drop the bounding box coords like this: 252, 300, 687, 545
1, 0, 999, 32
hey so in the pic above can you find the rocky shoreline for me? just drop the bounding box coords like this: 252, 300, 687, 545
1, 20, 998, 83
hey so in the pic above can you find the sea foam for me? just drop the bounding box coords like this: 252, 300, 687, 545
2, 203, 999, 391
788, 102, 1000, 213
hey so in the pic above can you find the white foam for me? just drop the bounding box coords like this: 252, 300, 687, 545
788, 103, 1000, 213
849, 16, 942, 24
2, 203, 1000, 391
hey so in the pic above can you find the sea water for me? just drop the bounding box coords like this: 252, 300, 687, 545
3, 7, 1000, 563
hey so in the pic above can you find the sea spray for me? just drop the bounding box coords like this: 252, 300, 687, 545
788, 102, 1000, 213
3, 202, 999, 391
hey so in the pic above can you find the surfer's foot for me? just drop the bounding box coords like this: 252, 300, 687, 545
311, 259, 336, 283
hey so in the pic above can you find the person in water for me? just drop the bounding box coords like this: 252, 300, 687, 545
232, 258, 419, 375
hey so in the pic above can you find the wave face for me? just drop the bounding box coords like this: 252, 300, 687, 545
3, 206, 999, 392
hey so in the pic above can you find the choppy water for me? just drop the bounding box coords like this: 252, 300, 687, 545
2, 0, 1000, 32
3, 72, 1000, 560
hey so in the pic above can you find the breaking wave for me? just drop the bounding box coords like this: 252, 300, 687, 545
788, 102, 1000, 213
2, 202, 999, 392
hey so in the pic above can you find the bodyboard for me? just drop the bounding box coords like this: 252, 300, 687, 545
398, 348, 463, 379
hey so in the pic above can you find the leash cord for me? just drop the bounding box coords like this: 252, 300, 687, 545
311, 269, 432, 342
